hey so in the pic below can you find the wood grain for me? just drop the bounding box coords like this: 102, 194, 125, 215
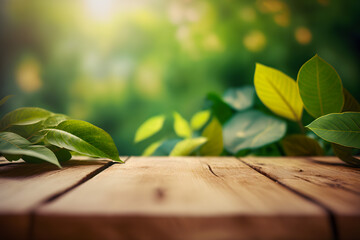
241, 156, 360, 240
0, 159, 109, 240
34, 157, 331, 240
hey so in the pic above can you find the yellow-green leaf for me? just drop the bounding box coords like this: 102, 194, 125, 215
282, 134, 323, 156
173, 112, 192, 138
170, 137, 207, 156
200, 118, 223, 156
254, 63, 303, 121
190, 110, 211, 130
134, 115, 165, 143
297, 55, 344, 118
142, 140, 163, 156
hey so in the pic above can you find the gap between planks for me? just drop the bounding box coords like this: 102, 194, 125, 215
238, 157, 338, 240
28, 156, 131, 209
26, 156, 131, 240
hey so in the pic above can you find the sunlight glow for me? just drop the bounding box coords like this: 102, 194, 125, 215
84, 0, 116, 21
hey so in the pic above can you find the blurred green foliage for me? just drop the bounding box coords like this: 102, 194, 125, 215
136, 55, 360, 166
0, 0, 359, 155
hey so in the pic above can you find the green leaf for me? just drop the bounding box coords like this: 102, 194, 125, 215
206, 93, 233, 124
3, 154, 21, 161
297, 55, 344, 118
0, 95, 14, 106
342, 88, 360, 112
23, 146, 72, 163
49, 146, 72, 162
223, 86, 255, 111
43, 114, 70, 128
282, 134, 323, 156
306, 112, 360, 148
44, 120, 121, 162
142, 140, 163, 156
190, 110, 211, 130
173, 112, 192, 138
134, 115, 165, 143
6, 121, 44, 140
0, 107, 52, 131
331, 143, 360, 167
200, 118, 223, 156
170, 137, 207, 156
254, 63, 303, 121
0, 132, 60, 167
223, 110, 287, 154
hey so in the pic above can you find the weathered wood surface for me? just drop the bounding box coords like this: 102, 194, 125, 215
0, 159, 110, 240
241, 156, 360, 240
0, 156, 359, 240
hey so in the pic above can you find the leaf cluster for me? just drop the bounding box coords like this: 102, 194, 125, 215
0, 99, 122, 167
135, 55, 360, 166
135, 110, 223, 156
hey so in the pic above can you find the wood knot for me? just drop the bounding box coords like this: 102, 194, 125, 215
155, 188, 165, 201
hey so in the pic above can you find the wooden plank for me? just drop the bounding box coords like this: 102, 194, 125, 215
34, 157, 332, 240
241, 156, 360, 240
0, 158, 110, 240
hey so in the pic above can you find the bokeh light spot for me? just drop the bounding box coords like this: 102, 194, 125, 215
203, 33, 224, 52
238, 7, 256, 22
135, 61, 163, 99
295, 27, 312, 45
274, 12, 290, 27
16, 57, 42, 93
257, 0, 284, 13
243, 30, 266, 52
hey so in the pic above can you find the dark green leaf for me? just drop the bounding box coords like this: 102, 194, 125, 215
342, 88, 360, 112
44, 120, 121, 162
332, 143, 360, 167
3, 154, 21, 161
206, 93, 233, 124
282, 134, 323, 156
49, 146, 72, 162
306, 112, 360, 148
297, 55, 344, 118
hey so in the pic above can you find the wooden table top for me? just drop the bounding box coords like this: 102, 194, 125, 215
0, 156, 359, 240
